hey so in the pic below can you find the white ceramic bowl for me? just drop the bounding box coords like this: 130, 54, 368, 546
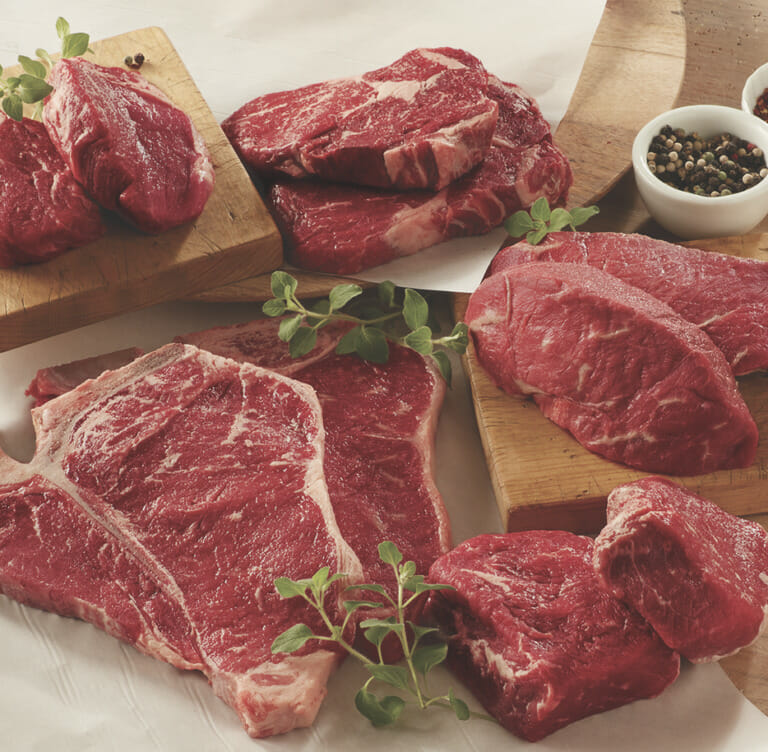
741, 61, 768, 117
631, 105, 768, 239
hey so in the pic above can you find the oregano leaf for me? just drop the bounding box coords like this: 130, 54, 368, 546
547, 207, 573, 232
289, 326, 317, 358
271, 623, 315, 654
402, 288, 429, 330
569, 205, 600, 227
270, 270, 298, 299
274, 577, 310, 599
56, 17, 70, 39
355, 326, 389, 364
262, 298, 286, 317
61, 32, 90, 59
430, 350, 452, 385
529, 196, 551, 222
366, 664, 410, 691
504, 210, 535, 238
526, 226, 549, 245
2, 94, 23, 122
411, 642, 448, 676
354, 689, 405, 727
17, 74, 53, 104
329, 283, 363, 311
449, 689, 471, 721
18, 55, 47, 79
403, 326, 434, 355
378, 541, 403, 566
278, 314, 302, 342
377, 280, 396, 309
335, 325, 362, 355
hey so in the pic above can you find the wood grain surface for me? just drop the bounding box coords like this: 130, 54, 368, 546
0, 26, 282, 353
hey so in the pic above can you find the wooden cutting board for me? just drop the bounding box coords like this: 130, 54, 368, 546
189, 0, 686, 304
453, 233, 768, 535
0, 27, 282, 353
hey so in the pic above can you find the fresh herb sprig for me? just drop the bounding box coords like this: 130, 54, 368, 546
504, 197, 599, 245
272, 541, 488, 727
1, 17, 92, 121
263, 271, 469, 384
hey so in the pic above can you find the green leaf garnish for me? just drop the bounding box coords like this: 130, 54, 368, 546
1, 17, 92, 121
270, 540, 492, 728
262, 274, 468, 385
504, 198, 600, 245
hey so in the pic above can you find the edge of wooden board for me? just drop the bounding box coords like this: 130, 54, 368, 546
453, 232, 768, 534
0, 26, 282, 353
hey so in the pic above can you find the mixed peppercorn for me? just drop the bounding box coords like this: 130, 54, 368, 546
754, 87, 768, 121
646, 125, 768, 196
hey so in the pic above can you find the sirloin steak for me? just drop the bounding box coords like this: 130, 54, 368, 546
465, 261, 758, 475
0, 114, 104, 267
269, 75, 572, 274
223, 48, 499, 191
177, 319, 451, 656
2, 343, 363, 737
490, 231, 768, 375
594, 477, 768, 662
425, 531, 680, 742
43, 58, 214, 233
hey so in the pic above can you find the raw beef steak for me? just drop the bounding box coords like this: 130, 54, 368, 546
43, 58, 214, 233
178, 319, 451, 656
223, 48, 499, 191
269, 75, 572, 274
490, 231, 768, 375
0, 114, 104, 267
1, 343, 362, 737
26, 347, 143, 406
425, 531, 680, 742
464, 261, 758, 475
594, 477, 768, 662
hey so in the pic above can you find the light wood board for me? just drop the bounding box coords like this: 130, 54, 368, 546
0, 26, 282, 353
453, 233, 768, 535
187, 0, 687, 304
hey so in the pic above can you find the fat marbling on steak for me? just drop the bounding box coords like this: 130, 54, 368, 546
268, 75, 572, 274
594, 477, 768, 662
2, 343, 362, 737
223, 47, 499, 191
43, 58, 214, 233
490, 231, 768, 375
177, 319, 451, 658
0, 114, 104, 267
464, 261, 758, 475
425, 531, 680, 742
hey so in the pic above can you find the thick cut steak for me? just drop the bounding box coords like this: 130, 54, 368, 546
26, 347, 143, 406
425, 532, 680, 742
594, 477, 768, 662
2, 343, 362, 737
0, 114, 104, 267
490, 231, 768, 375
43, 58, 214, 233
269, 75, 572, 274
178, 319, 451, 656
465, 261, 758, 475
223, 48, 498, 191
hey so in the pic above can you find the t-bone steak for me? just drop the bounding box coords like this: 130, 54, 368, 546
593, 477, 768, 662
490, 231, 768, 375
177, 319, 451, 657
268, 75, 572, 274
464, 261, 758, 475
222, 48, 499, 191
1, 343, 363, 737
425, 531, 680, 742
43, 58, 215, 233
0, 114, 104, 267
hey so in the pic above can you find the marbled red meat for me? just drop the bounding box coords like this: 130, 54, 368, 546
594, 477, 768, 662
0, 114, 103, 267
465, 261, 758, 475
223, 48, 498, 191
2, 343, 362, 737
490, 231, 768, 375
425, 531, 680, 741
43, 58, 214, 233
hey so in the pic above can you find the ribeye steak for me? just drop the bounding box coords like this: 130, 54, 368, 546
425, 531, 680, 742
490, 231, 768, 375
2, 343, 362, 737
269, 74, 572, 274
43, 58, 214, 233
0, 114, 104, 267
465, 261, 758, 475
223, 48, 498, 191
594, 477, 768, 662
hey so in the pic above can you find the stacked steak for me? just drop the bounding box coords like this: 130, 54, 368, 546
466, 232, 766, 475
8, 321, 449, 736
224, 48, 572, 274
